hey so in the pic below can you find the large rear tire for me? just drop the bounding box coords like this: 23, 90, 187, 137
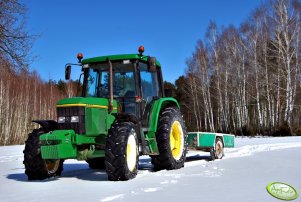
105, 122, 139, 181
151, 107, 187, 171
23, 128, 64, 180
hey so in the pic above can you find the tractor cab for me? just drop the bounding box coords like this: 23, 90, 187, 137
66, 47, 164, 122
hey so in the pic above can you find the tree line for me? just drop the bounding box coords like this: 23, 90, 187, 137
1, 0, 301, 145
0, 63, 78, 145
0, 0, 79, 145
168, 0, 301, 136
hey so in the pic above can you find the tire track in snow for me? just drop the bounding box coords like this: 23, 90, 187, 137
224, 142, 301, 159
100, 194, 124, 202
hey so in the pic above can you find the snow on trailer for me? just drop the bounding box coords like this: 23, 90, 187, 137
187, 132, 235, 160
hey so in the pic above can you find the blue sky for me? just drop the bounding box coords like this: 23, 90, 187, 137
25, 0, 262, 83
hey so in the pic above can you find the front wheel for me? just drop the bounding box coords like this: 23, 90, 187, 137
23, 128, 64, 180
105, 122, 139, 181
151, 107, 187, 171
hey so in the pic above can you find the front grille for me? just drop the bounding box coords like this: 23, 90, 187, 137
57, 107, 85, 134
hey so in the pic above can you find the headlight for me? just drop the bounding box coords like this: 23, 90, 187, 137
58, 117, 65, 123
71, 116, 79, 123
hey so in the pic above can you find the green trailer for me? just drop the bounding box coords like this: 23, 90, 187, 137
187, 132, 235, 160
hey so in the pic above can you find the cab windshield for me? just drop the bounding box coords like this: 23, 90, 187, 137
84, 61, 136, 98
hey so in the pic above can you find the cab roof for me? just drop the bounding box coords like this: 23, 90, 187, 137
81, 54, 161, 67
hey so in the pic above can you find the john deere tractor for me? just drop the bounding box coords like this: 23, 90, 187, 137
23, 46, 187, 181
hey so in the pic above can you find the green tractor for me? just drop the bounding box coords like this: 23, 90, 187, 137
23, 46, 187, 181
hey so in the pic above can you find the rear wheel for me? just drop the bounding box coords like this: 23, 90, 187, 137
151, 107, 187, 171
105, 122, 139, 181
210, 137, 224, 160
23, 128, 64, 180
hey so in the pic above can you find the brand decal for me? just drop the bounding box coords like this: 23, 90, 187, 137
266, 182, 299, 201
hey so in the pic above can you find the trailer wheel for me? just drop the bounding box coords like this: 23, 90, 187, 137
151, 107, 187, 171
87, 157, 105, 169
210, 137, 224, 160
23, 128, 64, 180
105, 122, 139, 181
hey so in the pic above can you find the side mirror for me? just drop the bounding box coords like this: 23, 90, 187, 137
65, 65, 71, 80
147, 57, 157, 72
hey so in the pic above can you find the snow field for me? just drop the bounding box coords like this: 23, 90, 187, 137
0, 136, 300, 202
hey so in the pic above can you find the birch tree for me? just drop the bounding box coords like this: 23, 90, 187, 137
269, 0, 301, 131
180, 0, 301, 136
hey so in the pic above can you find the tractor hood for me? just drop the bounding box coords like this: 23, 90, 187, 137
56, 97, 117, 109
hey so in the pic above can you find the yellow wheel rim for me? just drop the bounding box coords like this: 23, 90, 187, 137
170, 121, 184, 160
126, 132, 137, 172
45, 160, 60, 174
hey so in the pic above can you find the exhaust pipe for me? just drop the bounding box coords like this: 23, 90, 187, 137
107, 58, 114, 112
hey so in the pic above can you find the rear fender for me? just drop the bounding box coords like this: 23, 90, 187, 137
147, 97, 180, 133
144, 98, 180, 154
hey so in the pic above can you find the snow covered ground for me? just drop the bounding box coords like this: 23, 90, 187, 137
0, 136, 301, 202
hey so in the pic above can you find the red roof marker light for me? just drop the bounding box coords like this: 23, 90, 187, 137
138, 46, 144, 55
77, 52, 83, 63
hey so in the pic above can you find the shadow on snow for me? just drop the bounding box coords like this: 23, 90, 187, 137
6, 154, 210, 182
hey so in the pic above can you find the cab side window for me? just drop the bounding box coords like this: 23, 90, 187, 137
139, 63, 160, 102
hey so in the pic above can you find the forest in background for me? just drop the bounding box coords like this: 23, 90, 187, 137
1, 0, 301, 145
167, 0, 301, 136
0, 0, 78, 145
